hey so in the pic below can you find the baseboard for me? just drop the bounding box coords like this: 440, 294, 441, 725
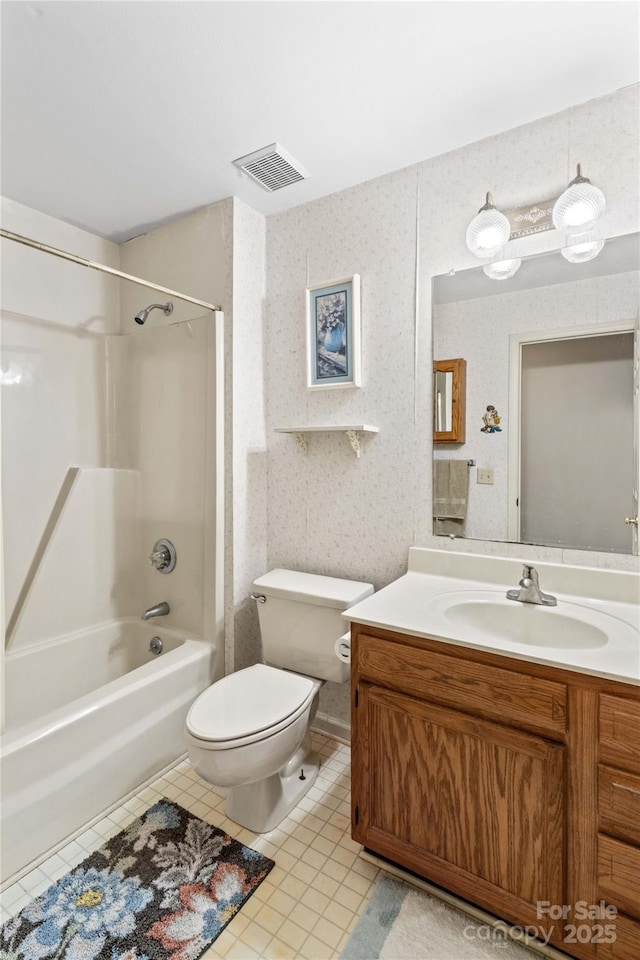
311, 711, 351, 745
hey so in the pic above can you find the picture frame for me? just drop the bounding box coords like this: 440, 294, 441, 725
306, 274, 361, 389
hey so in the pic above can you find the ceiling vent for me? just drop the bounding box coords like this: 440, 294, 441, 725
233, 143, 309, 192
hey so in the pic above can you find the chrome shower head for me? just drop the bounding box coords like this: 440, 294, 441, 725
134, 302, 173, 325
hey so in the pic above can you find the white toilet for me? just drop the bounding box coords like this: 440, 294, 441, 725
186, 569, 374, 832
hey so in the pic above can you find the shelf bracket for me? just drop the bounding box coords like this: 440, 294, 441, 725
346, 430, 362, 458
292, 431, 308, 456
276, 424, 378, 458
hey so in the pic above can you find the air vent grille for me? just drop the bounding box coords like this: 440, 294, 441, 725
233, 143, 309, 192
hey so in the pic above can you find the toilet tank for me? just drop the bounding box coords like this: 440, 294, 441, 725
252, 569, 374, 683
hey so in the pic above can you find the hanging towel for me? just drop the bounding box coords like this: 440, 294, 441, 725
433, 459, 469, 537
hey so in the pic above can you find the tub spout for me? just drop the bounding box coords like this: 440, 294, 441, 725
142, 601, 170, 620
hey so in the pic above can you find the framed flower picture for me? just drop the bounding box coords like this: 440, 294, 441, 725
306, 275, 361, 389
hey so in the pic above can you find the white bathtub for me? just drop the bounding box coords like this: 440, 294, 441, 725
1, 618, 214, 883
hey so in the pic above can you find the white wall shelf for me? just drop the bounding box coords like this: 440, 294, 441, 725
275, 424, 379, 458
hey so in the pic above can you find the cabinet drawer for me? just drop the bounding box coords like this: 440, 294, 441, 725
357, 632, 567, 738
597, 834, 640, 921
599, 765, 640, 846
595, 912, 640, 960
599, 694, 640, 775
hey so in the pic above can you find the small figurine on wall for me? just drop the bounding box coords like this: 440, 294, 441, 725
481, 405, 502, 433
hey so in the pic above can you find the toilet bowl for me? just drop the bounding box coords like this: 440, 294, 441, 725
186, 569, 374, 832
186, 664, 322, 832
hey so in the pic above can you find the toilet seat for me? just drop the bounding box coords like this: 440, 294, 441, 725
186, 664, 318, 750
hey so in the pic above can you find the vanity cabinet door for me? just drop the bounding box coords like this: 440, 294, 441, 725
352, 683, 565, 931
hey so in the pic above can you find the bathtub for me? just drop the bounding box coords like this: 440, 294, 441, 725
1, 618, 214, 883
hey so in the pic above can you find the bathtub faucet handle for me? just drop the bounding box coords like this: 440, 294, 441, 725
148, 539, 177, 574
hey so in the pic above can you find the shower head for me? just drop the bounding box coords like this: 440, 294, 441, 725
134, 302, 174, 325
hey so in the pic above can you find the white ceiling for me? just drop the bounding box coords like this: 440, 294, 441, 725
1, 1, 638, 242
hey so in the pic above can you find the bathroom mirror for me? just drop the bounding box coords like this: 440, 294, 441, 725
431, 232, 639, 554
433, 358, 466, 442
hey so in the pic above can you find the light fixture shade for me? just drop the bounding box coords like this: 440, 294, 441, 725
552, 164, 605, 232
483, 256, 522, 280
560, 223, 605, 264
466, 193, 511, 259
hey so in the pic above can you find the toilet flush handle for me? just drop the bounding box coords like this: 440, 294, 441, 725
250, 593, 267, 603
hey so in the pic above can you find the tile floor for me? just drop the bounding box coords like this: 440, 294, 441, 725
1, 734, 379, 959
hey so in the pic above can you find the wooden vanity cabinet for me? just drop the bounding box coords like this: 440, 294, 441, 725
350, 624, 640, 960
595, 694, 640, 959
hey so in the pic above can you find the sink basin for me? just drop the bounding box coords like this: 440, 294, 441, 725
427, 590, 612, 650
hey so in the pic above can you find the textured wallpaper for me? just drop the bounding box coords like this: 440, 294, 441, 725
264, 85, 640, 726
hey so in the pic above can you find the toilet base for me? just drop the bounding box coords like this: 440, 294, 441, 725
224, 737, 319, 833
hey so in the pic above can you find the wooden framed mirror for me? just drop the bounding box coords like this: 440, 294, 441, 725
433, 357, 466, 443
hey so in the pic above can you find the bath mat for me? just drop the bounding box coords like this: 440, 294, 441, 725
341, 874, 538, 959
1, 799, 274, 960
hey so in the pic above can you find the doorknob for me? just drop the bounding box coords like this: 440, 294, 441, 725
625, 516, 639, 526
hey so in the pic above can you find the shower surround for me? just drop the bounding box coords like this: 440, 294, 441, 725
0, 199, 224, 882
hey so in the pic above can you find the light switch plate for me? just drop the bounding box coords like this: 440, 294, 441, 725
477, 468, 494, 484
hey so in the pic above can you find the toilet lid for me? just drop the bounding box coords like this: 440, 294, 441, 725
186, 663, 315, 742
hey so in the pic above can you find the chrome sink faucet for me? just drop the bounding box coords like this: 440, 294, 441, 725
141, 601, 170, 620
506, 565, 557, 606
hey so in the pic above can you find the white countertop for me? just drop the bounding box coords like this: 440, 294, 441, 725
342, 569, 640, 685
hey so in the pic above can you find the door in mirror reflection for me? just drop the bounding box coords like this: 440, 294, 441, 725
518, 332, 634, 553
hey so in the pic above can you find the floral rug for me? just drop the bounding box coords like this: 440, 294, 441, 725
1, 799, 274, 960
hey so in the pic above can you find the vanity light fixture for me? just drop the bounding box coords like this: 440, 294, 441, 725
466, 163, 607, 278
554, 164, 606, 264
465, 193, 511, 259
552, 163, 606, 233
